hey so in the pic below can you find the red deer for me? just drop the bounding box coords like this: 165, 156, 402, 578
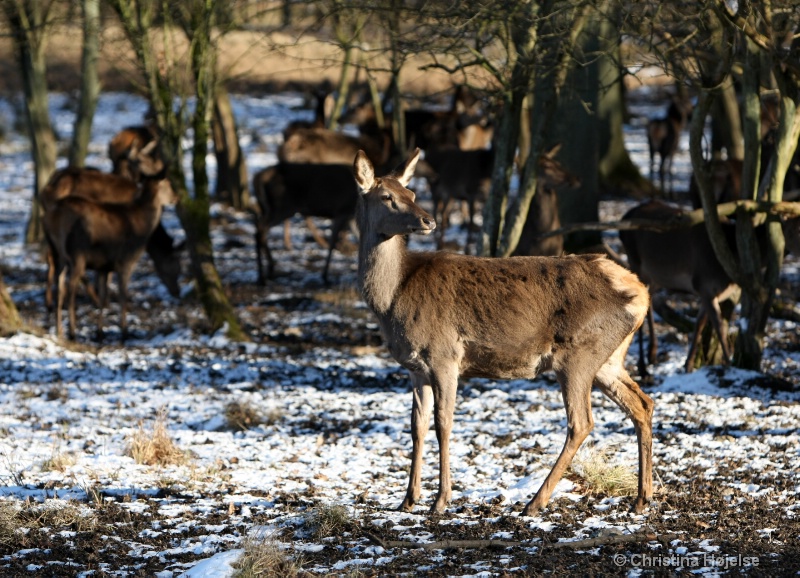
282, 88, 334, 139
512, 146, 581, 257
108, 125, 159, 181
40, 145, 182, 306
44, 156, 176, 340
404, 85, 490, 151
418, 147, 494, 251
619, 200, 747, 374
352, 149, 653, 515
647, 97, 691, 196
252, 162, 358, 285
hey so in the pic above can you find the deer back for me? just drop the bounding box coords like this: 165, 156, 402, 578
256, 162, 359, 228
40, 168, 140, 213
619, 200, 735, 300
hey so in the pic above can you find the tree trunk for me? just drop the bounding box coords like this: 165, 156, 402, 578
597, 19, 656, 199
213, 88, 249, 209
0, 275, 21, 336
109, 0, 245, 340
68, 0, 100, 168
8, 10, 57, 245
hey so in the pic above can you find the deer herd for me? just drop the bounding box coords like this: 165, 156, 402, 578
31, 84, 800, 514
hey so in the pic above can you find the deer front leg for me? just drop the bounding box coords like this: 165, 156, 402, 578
431, 366, 459, 514
523, 368, 593, 516
401, 374, 433, 512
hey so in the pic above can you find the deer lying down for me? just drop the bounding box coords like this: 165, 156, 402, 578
44, 165, 176, 340
353, 149, 654, 515
253, 162, 359, 285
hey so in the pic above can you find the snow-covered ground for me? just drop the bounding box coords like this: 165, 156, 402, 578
0, 87, 797, 576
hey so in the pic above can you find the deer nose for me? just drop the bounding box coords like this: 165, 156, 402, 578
423, 217, 436, 229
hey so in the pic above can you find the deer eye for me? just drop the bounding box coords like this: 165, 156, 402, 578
381, 193, 392, 202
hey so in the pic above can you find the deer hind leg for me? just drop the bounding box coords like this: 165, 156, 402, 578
321, 215, 350, 285
592, 336, 654, 513
401, 373, 434, 512
430, 364, 459, 513
523, 365, 594, 516
67, 257, 86, 341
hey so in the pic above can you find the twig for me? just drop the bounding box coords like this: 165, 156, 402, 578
364, 531, 524, 550
544, 531, 680, 550
364, 529, 680, 551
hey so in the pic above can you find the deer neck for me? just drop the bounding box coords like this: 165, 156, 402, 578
358, 227, 407, 315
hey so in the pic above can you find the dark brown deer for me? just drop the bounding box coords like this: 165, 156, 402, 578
647, 97, 691, 196
418, 147, 494, 251
44, 160, 176, 340
353, 148, 653, 515
40, 145, 182, 306
512, 145, 580, 257
404, 85, 490, 151
282, 88, 334, 139
252, 162, 359, 284
619, 200, 746, 374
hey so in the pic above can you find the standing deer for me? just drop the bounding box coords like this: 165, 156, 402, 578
619, 200, 742, 374
40, 143, 182, 306
252, 162, 359, 284
353, 149, 654, 515
108, 124, 159, 181
512, 145, 581, 257
44, 157, 176, 340
419, 147, 494, 251
647, 97, 691, 197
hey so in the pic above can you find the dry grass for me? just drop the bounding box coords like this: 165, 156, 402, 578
41, 448, 77, 473
0, 499, 97, 545
305, 503, 352, 540
224, 401, 263, 431
571, 444, 639, 498
125, 412, 189, 467
233, 534, 303, 578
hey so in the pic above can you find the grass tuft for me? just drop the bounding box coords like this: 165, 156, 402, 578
233, 534, 303, 578
224, 401, 262, 431
125, 412, 189, 467
305, 503, 352, 540
571, 444, 639, 498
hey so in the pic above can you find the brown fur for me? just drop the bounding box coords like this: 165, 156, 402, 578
252, 162, 359, 284
108, 125, 159, 181
619, 200, 740, 373
647, 98, 691, 196
40, 146, 182, 305
44, 164, 175, 340
353, 149, 654, 516
513, 146, 580, 257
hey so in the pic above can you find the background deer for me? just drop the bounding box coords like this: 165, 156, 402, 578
512, 145, 581, 257
252, 162, 358, 284
353, 149, 654, 515
417, 146, 494, 251
108, 124, 159, 181
619, 200, 746, 374
39, 143, 182, 306
44, 158, 176, 340
647, 96, 691, 196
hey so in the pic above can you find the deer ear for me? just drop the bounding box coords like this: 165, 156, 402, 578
353, 150, 375, 193
395, 148, 421, 187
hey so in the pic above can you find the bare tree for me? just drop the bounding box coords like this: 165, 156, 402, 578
0, 0, 58, 244
68, 0, 100, 168
108, 0, 245, 340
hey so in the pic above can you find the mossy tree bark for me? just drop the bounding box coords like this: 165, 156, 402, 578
68, 0, 101, 168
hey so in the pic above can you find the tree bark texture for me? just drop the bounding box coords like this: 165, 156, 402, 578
68, 0, 101, 168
